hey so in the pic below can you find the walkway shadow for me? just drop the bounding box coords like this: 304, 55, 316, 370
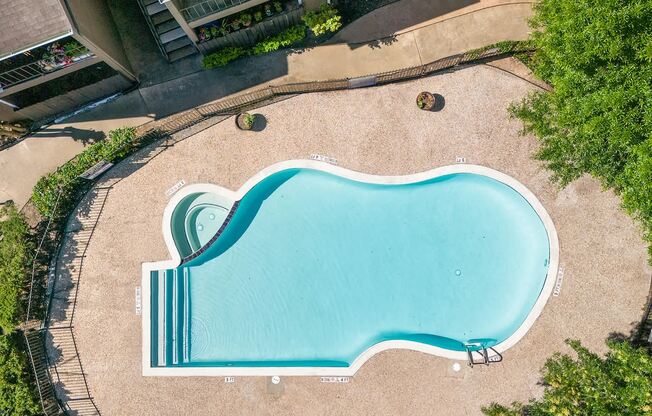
338, 0, 478, 49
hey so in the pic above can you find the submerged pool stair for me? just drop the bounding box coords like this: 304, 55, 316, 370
153, 268, 190, 367
464, 343, 503, 367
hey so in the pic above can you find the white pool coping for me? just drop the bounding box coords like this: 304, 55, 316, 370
141, 161, 559, 376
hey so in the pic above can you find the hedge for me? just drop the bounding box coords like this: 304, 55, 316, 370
32, 126, 137, 218
203, 5, 342, 68
0, 204, 33, 334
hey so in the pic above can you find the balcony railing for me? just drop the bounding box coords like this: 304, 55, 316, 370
180, 0, 255, 22
0, 46, 94, 92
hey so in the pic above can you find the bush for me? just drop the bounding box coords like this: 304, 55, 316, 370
0, 204, 32, 334
302, 4, 342, 36
32, 127, 137, 217
510, 0, 652, 258
251, 25, 306, 55
0, 334, 41, 415
202, 47, 246, 69
483, 340, 652, 415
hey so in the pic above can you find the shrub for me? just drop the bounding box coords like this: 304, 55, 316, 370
202, 46, 246, 69
0, 334, 41, 415
302, 4, 342, 36
251, 25, 306, 55
32, 127, 137, 217
483, 340, 652, 415
509, 0, 652, 258
0, 204, 32, 334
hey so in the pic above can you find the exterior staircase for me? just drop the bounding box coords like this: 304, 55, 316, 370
137, 0, 198, 62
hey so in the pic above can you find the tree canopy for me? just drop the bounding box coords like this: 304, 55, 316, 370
511, 0, 652, 255
483, 340, 652, 415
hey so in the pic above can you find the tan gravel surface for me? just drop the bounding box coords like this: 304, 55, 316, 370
53, 63, 651, 415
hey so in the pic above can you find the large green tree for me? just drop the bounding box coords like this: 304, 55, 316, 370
483, 340, 652, 415
511, 0, 652, 255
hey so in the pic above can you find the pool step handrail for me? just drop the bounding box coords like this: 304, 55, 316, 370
464, 343, 503, 367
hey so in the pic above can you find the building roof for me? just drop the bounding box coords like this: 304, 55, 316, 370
0, 0, 72, 60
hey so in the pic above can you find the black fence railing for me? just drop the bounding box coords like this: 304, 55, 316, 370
21, 43, 537, 414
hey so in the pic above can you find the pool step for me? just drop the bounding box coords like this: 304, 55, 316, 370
153, 268, 189, 367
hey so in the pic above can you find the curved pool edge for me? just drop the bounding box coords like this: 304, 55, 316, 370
141, 161, 559, 376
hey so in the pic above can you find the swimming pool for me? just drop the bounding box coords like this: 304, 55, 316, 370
142, 162, 558, 376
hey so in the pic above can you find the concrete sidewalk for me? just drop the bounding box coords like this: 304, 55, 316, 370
0, 1, 532, 207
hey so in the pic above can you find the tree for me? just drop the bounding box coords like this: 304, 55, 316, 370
511, 0, 652, 256
483, 340, 652, 415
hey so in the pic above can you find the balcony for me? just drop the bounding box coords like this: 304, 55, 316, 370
0, 38, 95, 95
180, 0, 269, 25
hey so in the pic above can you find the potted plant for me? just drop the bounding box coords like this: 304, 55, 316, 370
240, 13, 252, 27
265, 4, 273, 16
231, 18, 241, 30
198, 27, 210, 41
416, 91, 436, 110
254, 11, 263, 22
274, 1, 283, 12
236, 113, 256, 130
210, 26, 220, 38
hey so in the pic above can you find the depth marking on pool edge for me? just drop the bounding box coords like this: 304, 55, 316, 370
224, 376, 235, 383
553, 266, 564, 297
165, 179, 186, 197
320, 377, 350, 383
135, 287, 142, 315
456, 156, 466, 163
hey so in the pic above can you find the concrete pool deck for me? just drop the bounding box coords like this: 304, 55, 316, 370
50, 63, 651, 415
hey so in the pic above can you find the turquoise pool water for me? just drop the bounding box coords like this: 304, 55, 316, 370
151, 169, 550, 367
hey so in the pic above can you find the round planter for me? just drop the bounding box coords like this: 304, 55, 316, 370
416, 91, 436, 111
236, 113, 255, 130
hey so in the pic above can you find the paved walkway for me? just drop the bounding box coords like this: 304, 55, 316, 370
0, 1, 532, 208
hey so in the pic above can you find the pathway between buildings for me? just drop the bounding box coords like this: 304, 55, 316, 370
0, 1, 532, 208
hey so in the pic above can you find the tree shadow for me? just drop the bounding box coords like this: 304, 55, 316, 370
365, 35, 398, 50
31, 126, 106, 144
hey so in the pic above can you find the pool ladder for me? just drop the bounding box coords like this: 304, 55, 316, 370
464, 343, 503, 367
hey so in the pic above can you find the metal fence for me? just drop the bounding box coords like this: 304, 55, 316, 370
0, 46, 94, 91
197, 5, 305, 53
181, 0, 252, 22
21, 44, 532, 415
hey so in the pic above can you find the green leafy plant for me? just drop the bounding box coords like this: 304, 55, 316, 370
509, 0, 652, 258
0, 334, 41, 415
254, 11, 263, 22
240, 13, 252, 26
243, 113, 256, 128
483, 340, 652, 415
302, 4, 342, 36
32, 127, 137, 217
202, 46, 246, 69
0, 203, 32, 334
273, 1, 283, 12
251, 25, 305, 55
